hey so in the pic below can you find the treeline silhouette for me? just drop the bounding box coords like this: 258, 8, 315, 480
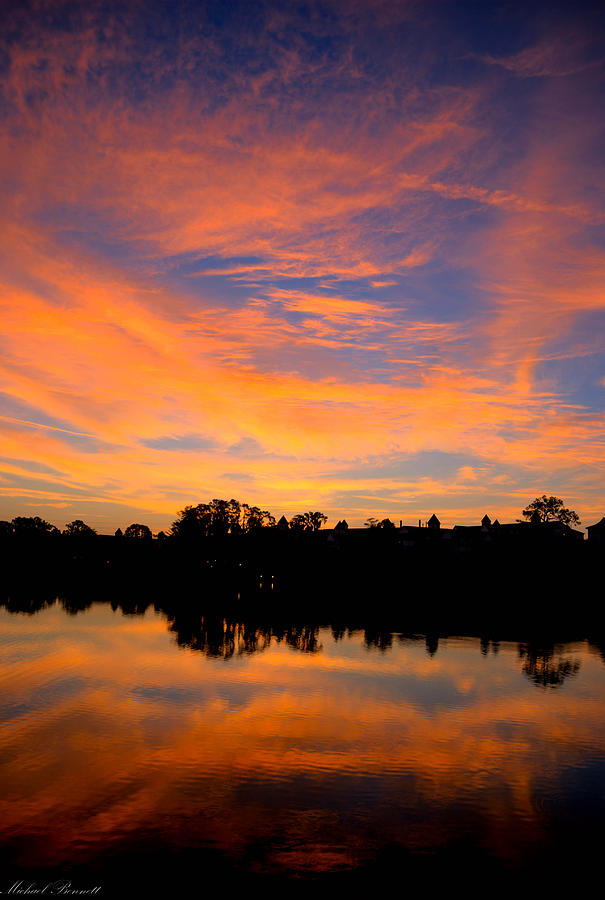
0, 500, 328, 540
0, 498, 601, 611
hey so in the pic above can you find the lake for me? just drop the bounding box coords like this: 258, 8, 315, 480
1, 598, 604, 892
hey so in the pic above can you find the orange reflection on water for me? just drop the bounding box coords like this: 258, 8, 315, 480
0, 603, 604, 876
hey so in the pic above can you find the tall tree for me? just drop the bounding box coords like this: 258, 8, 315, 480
11, 516, 59, 535
242, 505, 276, 531
308, 511, 327, 530
170, 504, 212, 539
521, 496, 580, 526
63, 520, 97, 536
124, 523, 152, 539
171, 499, 247, 539
208, 498, 241, 535
290, 511, 327, 531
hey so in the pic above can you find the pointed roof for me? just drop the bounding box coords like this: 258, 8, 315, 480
427, 513, 440, 528
481, 514, 491, 527
277, 515, 289, 529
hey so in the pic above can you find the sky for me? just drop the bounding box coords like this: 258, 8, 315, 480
1, 0, 604, 533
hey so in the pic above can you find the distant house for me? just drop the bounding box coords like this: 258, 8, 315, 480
453, 513, 584, 543
327, 520, 349, 544
587, 517, 605, 546
453, 516, 495, 549
536, 521, 584, 542
324, 511, 587, 553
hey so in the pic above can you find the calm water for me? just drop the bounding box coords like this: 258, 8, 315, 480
1, 600, 605, 890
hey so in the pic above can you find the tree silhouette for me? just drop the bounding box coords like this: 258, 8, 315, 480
521, 495, 580, 526
242, 504, 275, 531
171, 499, 247, 539
310, 511, 327, 530
170, 503, 213, 539
208, 498, 241, 535
124, 523, 152, 539
11, 516, 59, 535
290, 511, 327, 531
170, 498, 280, 539
63, 520, 97, 536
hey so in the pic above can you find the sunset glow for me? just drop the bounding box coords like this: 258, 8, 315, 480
1, 0, 604, 531
2, 604, 603, 876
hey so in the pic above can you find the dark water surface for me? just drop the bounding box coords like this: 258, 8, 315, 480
1, 600, 605, 892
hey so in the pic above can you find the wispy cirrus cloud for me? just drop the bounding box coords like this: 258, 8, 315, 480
481, 36, 604, 79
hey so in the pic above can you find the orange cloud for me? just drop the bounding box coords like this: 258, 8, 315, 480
0, 3, 603, 529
